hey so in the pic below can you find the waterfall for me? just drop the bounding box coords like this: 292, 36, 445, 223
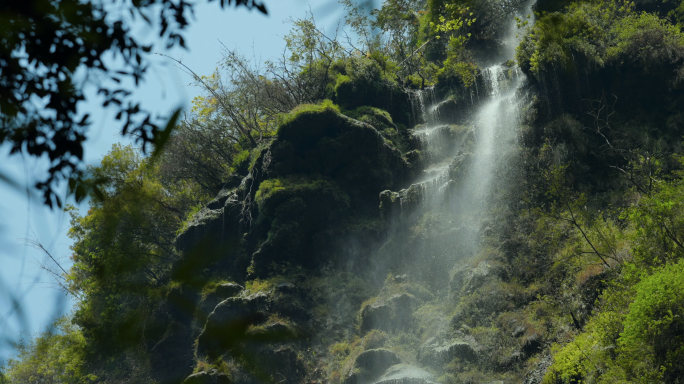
397, 2, 535, 260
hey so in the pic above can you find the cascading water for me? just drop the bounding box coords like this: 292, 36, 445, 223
397, 1, 535, 263
319, 6, 538, 383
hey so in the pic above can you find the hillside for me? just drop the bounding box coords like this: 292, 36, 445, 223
4, 0, 684, 383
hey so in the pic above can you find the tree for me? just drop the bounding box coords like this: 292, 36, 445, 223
3, 317, 95, 384
67, 144, 206, 354
0, 0, 266, 208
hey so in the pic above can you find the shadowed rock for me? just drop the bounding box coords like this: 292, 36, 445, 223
345, 349, 401, 384
214, 283, 243, 298
360, 294, 420, 333
196, 292, 270, 358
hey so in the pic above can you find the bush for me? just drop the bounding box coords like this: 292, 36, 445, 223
617, 260, 684, 382
517, 0, 684, 79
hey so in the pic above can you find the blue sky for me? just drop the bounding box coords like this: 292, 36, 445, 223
0, 0, 366, 364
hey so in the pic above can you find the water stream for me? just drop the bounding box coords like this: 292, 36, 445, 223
401, 3, 535, 262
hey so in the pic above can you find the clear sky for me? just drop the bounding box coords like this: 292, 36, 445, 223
0, 0, 367, 364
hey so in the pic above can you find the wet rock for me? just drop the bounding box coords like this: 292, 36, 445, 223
274, 109, 408, 199
250, 347, 304, 384
374, 364, 436, 384
275, 282, 296, 293
198, 283, 244, 326
261, 321, 291, 334
447, 153, 473, 181
206, 188, 237, 210
360, 294, 419, 333
197, 292, 270, 358
404, 150, 423, 171
360, 303, 393, 332
356, 349, 401, 375
167, 285, 198, 324
418, 337, 477, 368
431, 99, 470, 125
333, 70, 412, 126
247, 321, 297, 341
346, 349, 402, 384
175, 208, 224, 254
378, 183, 432, 220
393, 274, 410, 283
389, 294, 418, 328
411, 124, 469, 162
461, 261, 510, 294
449, 267, 469, 297
223, 174, 244, 189
248, 180, 351, 277
379, 190, 402, 220
449, 309, 464, 328
511, 326, 526, 338
498, 350, 524, 371
182, 369, 231, 384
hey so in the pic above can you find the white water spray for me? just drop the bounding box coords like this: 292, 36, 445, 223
402, 3, 535, 253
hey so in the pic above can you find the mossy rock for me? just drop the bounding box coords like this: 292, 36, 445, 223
249, 177, 351, 276
345, 349, 402, 384
196, 292, 270, 359
271, 101, 409, 210
344, 106, 397, 131
342, 106, 416, 153
330, 60, 412, 126
173, 198, 248, 287
359, 290, 424, 333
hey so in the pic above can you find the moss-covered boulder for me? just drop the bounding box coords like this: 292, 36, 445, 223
344, 349, 402, 384
343, 106, 411, 153
331, 59, 412, 126
273, 101, 409, 209
359, 276, 431, 333
196, 292, 271, 358
249, 177, 351, 275
173, 192, 251, 285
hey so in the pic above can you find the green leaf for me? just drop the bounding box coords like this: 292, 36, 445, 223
152, 107, 181, 158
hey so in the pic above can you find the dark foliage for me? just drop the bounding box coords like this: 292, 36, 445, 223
0, 0, 266, 208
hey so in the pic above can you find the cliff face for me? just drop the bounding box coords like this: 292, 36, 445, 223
151, 58, 542, 384
149, 4, 684, 384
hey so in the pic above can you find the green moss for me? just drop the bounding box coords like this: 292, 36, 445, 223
255, 176, 347, 215
516, 0, 684, 78
246, 314, 297, 337
328, 337, 365, 384
254, 179, 286, 206
277, 100, 341, 131
199, 279, 237, 299
334, 74, 352, 94
404, 74, 425, 89
176, 202, 206, 235
343, 106, 396, 130
231, 150, 251, 175
244, 277, 285, 294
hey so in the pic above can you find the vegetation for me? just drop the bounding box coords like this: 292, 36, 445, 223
7, 0, 684, 383
0, 0, 267, 207
3, 318, 94, 383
